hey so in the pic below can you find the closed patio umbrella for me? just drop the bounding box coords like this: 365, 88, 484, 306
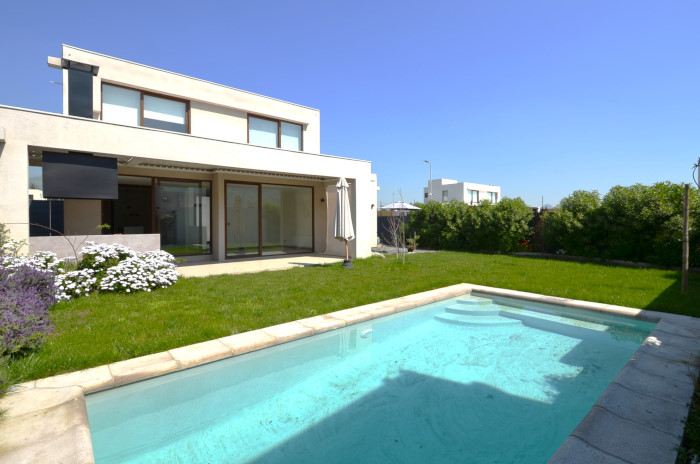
334, 177, 355, 268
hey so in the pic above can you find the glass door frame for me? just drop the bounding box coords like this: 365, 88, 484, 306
225, 180, 315, 259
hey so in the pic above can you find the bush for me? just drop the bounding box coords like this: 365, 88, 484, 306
407, 198, 533, 253
541, 190, 602, 255
54, 243, 178, 301
0, 263, 55, 356
99, 250, 179, 294
541, 182, 700, 266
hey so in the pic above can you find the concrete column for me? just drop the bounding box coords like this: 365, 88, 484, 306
351, 174, 377, 259
0, 140, 30, 244
211, 173, 226, 261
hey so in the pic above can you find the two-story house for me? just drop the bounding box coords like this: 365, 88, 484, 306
0, 45, 377, 261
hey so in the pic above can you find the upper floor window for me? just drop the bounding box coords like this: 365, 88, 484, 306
442, 190, 449, 202
102, 84, 189, 133
469, 190, 479, 204
488, 192, 498, 203
248, 115, 302, 151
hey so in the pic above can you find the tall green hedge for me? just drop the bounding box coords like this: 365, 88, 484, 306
542, 182, 700, 266
407, 198, 533, 252
407, 182, 699, 267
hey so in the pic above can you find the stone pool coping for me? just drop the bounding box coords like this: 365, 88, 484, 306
1, 283, 698, 463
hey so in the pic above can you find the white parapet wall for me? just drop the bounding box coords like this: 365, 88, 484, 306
29, 234, 161, 260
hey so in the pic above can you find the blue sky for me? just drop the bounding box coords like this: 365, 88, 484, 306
3, 1, 699, 207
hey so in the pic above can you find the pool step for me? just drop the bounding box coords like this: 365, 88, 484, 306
445, 303, 500, 317
453, 296, 493, 306
435, 312, 522, 327
500, 308, 610, 334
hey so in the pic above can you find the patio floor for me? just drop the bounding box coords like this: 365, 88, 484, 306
177, 254, 345, 278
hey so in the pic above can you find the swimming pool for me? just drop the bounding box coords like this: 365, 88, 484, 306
86, 292, 656, 463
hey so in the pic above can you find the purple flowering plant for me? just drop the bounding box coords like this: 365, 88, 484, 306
0, 263, 56, 356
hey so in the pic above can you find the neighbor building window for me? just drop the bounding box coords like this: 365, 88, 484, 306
102, 84, 188, 133
442, 190, 449, 202
488, 192, 498, 203
469, 190, 479, 204
248, 115, 302, 151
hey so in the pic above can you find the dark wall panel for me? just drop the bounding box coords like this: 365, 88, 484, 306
42, 152, 118, 200
68, 68, 93, 118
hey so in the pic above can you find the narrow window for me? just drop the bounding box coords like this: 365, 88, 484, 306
280, 121, 302, 150
143, 95, 186, 133
249, 116, 279, 148
103, 85, 141, 126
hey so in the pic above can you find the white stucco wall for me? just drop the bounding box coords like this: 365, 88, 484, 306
190, 101, 248, 143
0, 106, 375, 260
57, 45, 321, 154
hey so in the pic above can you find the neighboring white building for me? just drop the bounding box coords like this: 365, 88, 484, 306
424, 179, 501, 205
0, 45, 378, 261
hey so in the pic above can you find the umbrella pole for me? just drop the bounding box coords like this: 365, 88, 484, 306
342, 240, 353, 268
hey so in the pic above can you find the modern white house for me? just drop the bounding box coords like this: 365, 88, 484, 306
0, 45, 377, 261
424, 179, 501, 205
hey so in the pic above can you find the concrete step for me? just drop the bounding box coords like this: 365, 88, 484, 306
453, 296, 493, 306
435, 312, 523, 327
445, 304, 500, 317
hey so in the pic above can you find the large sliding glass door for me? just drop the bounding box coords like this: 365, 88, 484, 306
226, 182, 313, 258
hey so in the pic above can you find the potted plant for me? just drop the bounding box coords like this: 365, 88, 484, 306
406, 234, 419, 253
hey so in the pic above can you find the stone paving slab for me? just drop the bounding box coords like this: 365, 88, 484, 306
218, 329, 277, 355
613, 362, 696, 406
629, 350, 696, 385
108, 351, 180, 387
0, 387, 94, 464
34, 366, 114, 394
655, 318, 700, 339
260, 321, 315, 343
296, 314, 347, 334
548, 436, 630, 464
168, 339, 233, 370
595, 382, 688, 438
571, 406, 679, 464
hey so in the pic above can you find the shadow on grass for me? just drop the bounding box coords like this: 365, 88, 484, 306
645, 271, 700, 318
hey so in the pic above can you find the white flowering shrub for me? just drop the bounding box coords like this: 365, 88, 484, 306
2, 251, 68, 272
100, 250, 178, 294
79, 242, 138, 275
0, 241, 179, 302
55, 268, 98, 301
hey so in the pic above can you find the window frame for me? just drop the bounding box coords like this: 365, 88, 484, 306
101, 83, 190, 134
247, 114, 303, 151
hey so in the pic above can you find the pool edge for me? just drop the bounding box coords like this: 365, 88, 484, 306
1, 283, 698, 464
467, 285, 700, 464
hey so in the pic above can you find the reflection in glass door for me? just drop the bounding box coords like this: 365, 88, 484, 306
156, 180, 211, 256
226, 182, 313, 258
226, 184, 259, 257
262, 185, 313, 255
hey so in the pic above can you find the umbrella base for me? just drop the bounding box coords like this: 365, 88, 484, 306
342, 259, 354, 268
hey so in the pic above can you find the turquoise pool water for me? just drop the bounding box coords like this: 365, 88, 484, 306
86, 293, 656, 464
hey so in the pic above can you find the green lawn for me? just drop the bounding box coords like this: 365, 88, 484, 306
7, 251, 700, 382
